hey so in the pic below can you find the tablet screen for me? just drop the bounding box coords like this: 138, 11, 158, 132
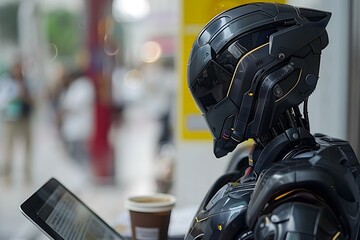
20, 178, 124, 240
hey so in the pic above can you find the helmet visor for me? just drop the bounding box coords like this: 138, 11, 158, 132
189, 60, 232, 113
189, 28, 276, 114
189, 33, 265, 114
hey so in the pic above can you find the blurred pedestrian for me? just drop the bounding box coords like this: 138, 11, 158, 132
47, 64, 71, 143
58, 70, 95, 171
0, 60, 33, 184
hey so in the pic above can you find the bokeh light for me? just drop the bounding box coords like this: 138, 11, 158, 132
104, 34, 120, 56
49, 43, 58, 61
112, 0, 150, 22
140, 41, 162, 63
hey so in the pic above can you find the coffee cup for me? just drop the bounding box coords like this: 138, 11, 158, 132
125, 193, 176, 240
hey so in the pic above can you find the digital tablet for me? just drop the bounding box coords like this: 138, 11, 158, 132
20, 178, 125, 240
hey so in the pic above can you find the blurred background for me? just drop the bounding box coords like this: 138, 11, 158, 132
0, 0, 359, 239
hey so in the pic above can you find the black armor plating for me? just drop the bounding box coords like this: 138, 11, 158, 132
186, 134, 360, 239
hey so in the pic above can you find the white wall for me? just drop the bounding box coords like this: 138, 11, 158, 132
174, 141, 234, 206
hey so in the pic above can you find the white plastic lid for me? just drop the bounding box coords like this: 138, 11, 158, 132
125, 193, 176, 213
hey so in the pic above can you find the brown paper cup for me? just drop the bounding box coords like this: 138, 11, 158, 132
125, 194, 176, 240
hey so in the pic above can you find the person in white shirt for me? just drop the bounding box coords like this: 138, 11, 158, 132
59, 71, 95, 169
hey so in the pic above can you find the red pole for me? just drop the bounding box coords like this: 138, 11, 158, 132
86, 0, 114, 183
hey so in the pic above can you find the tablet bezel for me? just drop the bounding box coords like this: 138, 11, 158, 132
20, 177, 124, 240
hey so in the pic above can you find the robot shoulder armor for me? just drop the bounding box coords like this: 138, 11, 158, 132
313, 133, 359, 167
247, 138, 360, 228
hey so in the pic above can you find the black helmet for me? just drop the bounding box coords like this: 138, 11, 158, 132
187, 2, 331, 158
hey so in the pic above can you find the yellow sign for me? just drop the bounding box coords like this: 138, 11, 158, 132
179, 0, 286, 140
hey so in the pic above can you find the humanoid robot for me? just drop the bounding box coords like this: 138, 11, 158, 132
185, 2, 360, 240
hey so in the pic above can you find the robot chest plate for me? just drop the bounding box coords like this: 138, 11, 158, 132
189, 182, 255, 240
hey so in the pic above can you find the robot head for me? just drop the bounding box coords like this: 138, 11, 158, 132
187, 2, 331, 158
